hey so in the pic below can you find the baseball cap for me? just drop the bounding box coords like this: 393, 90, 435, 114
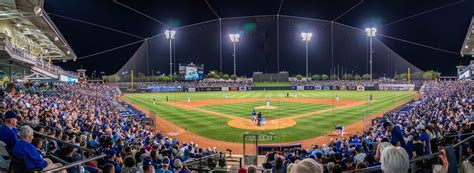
4, 111, 18, 119
416, 124, 425, 130
143, 158, 155, 170
162, 158, 170, 166
173, 159, 182, 168
106, 149, 117, 159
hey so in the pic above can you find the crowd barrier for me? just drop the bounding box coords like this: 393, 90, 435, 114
257, 143, 302, 155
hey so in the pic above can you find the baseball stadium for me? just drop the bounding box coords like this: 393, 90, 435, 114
0, 0, 472, 173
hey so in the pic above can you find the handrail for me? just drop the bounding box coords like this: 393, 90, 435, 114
343, 135, 474, 173
47, 154, 69, 165
452, 135, 473, 148
41, 154, 106, 172
33, 131, 95, 153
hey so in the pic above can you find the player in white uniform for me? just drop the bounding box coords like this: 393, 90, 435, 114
336, 94, 339, 102
188, 96, 191, 103
266, 97, 271, 107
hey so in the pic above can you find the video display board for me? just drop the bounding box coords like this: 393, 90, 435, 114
179, 63, 204, 80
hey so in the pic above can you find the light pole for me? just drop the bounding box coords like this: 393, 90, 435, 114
301, 32, 312, 79
165, 29, 176, 81
365, 27, 376, 81
229, 33, 240, 76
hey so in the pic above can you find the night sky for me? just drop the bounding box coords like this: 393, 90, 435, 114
46, 0, 474, 76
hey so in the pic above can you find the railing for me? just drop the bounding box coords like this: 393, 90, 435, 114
32, 131, 105, 173
343, 134, 474, 173
41, 154, 106, 173
1, 34, 75, 78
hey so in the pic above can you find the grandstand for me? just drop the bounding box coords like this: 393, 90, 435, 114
0, 1, 472, 173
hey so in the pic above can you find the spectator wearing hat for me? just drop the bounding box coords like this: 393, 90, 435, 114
156, 157, 172, 173
173, 159, 190, 173
105, 149, 121, 173
417, 124, 431, 155
0, 111, 20, 151
142, 158, 155, 173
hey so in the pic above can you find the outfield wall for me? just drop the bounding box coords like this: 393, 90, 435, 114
120, 84, 416, 93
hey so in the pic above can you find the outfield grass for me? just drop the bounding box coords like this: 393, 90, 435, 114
201, 101, 334, 119
124, 90, 415, 143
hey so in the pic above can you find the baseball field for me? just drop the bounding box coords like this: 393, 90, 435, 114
123, 90, 416, 147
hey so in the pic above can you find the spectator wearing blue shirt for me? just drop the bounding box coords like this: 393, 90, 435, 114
417, 124, 431, 155
157, 158, 173, 173
384, 122, 406, 149
12, 126, 63, 171
0, 111, 20, 151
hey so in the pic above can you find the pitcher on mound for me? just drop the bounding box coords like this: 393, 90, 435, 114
266, 97, 271, 107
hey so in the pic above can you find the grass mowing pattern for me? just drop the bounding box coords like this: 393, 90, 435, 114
200, 101, 334, 119
124, 91, 415, 143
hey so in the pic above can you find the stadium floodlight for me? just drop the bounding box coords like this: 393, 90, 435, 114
229, 33, 240, 75
301, 32, 312, 79
165, 29, 176, 81
365, 27, 376, 81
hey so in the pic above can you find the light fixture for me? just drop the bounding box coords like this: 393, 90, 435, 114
164, 29, 176, 81
67, 51, 70, 54
465, 45, 469, 49
165, 30, 176, 39
16, 23, 21, 27
301, 32, 313, 79
365, 27, 376, 37
301, 32, 312, 42
54, 36, 59, 41
229, 34, 240, 43
34, 6, 43, 16
229, 33, 240, 75
365, 27, 376, 81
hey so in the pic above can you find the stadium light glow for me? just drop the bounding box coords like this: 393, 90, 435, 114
365, 27, 376, 37
229, 33, 240, 75
165, 29, 176, 81
365, 27, 376, 81
229, 34, 240, 43
301, 32, 312, 42
301, 32, 312, 79
165, 30, 176, 39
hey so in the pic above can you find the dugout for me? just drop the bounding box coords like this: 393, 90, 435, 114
252, 72, 289, 82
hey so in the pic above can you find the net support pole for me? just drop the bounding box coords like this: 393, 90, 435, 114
369, 36, 373, 81
233, 41, 236, 75
169, 37, 173, 82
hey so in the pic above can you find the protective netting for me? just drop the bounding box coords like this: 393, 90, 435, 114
116, 15, 422, 80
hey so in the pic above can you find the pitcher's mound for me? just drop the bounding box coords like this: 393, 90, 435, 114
254, 106, 278, 109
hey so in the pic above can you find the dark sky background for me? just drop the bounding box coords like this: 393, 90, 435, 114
46, 0, 474, 76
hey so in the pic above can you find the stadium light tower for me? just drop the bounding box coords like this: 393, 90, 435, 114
165, 29, 176, 81
365, 27, 376, 81
229, 33, 240, 75
301, 32, 312, 79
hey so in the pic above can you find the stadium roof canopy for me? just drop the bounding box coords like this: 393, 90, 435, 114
0, 0, 76, 60
461, 17, 474, 57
